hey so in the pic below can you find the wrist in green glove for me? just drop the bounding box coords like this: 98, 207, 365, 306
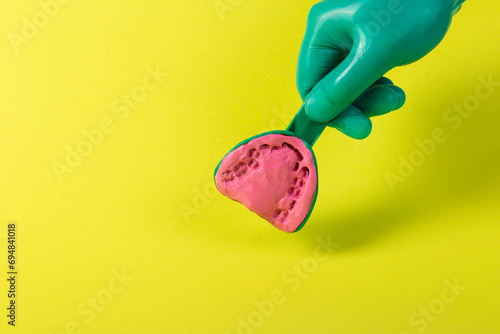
297, 0, 465, 139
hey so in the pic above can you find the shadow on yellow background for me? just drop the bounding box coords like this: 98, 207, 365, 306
309, 71, 500, 253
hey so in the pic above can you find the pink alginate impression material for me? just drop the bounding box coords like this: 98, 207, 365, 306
215, 134, 317, 232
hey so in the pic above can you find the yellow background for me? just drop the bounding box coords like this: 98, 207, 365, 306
1, 1, 499, 333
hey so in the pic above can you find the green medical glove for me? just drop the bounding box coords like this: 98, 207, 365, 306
297, 0, 466, 139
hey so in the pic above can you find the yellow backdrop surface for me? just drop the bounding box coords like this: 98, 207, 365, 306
0, 1, 499, 333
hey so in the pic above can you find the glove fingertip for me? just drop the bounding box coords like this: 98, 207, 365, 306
393, 86, 406, 110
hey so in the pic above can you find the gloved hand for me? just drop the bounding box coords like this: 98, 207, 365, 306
297, 0, 465, 139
